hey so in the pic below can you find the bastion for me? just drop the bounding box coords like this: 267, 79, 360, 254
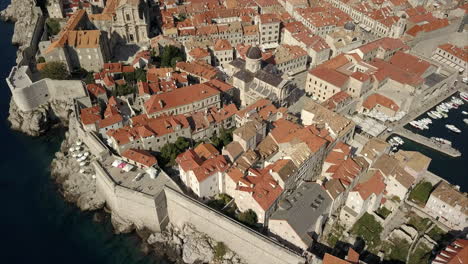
6, 65, 86, 112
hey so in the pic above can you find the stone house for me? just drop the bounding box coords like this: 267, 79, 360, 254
339, 169, 386, 228
424, 181, 468, 231
269, 182, 332, 250
176, 143, 229, 199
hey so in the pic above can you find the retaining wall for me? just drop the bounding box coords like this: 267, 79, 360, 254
164, 187, 306, 264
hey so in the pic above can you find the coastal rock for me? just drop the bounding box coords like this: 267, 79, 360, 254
1, 0, 42, 63
145, 224, 245, 264
8, 99, 74, 137
8, 99, 49, 136
111, 214, 135, 234
147, 233, 168, 245
50, 116, 105, 211
182, 235, 214, 264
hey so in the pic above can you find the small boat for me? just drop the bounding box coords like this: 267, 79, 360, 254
460, 92, 468, 102
447, 102, 458, 109
431, 137, 452, 146
427, 112, 438, 119
437, 105, 449, 113
431, 111, 442, 119
446, 124, 461, 133
439, 111, 448, 118
409, 121, 424, 130
393, 136, 404, 145
464, 119, 468, 125
451, 98, 463, 105
462, 111, 468, 115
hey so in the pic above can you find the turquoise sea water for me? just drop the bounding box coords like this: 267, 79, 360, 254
0, 2, 169, 263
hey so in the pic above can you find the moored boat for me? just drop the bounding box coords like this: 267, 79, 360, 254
446, 124, 461, 133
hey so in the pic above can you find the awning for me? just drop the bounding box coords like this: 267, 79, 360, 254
123, 164, 134, 172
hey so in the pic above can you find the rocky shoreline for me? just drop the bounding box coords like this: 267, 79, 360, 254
3, 1, 247, 262
8, 99, 75, 137
0, 0, 42, 64
8, 90, 246, 264
47, 113, 246, 264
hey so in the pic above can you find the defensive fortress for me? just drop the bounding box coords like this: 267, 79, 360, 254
7, 66, 86, 111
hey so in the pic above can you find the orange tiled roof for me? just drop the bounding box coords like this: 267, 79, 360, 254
144, 83, 220, 115
80, 105, 101, 125
122, 148, 158, 167
362, 93, 399, 112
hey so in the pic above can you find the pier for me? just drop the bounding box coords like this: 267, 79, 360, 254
392, 128, 461, 157
377, 83, 467, 157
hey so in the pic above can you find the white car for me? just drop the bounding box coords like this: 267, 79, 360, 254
462, 77, 468, 84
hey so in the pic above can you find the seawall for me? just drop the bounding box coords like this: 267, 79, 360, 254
164, 187, 306, 264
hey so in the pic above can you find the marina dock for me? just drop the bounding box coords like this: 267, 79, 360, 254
378, 84, 467, 157
392, 128, 461, 157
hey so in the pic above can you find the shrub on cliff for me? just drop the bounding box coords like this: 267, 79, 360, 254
40, 61, 69, 80
214, 242, 227, 260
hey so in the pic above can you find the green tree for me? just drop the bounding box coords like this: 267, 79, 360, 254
237, 209, 258, 227
46, 18, 61, 35
40, 61, 69, 80
160, 45, 184, 67
174, 137, 190, 151
37, 57, 45, 63
170, 56, 183, 67
84, 72, 94, 84
113, 84, 135, 96
211, 128, 234, 150
351, 213, 383, 250
135, 68, 147, 82
409, 181, 433, 205
158, 137, 191, 167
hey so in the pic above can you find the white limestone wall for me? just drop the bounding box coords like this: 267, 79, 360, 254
164, 187, 305, 264
94, 161, 166, 232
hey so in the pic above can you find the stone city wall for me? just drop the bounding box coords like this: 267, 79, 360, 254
10, 78, 86, 111
164, 187, 306, 264
94, 161, 167, 232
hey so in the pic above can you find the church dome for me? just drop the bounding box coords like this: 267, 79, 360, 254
246, 46, 262, 60
344, 21, 355, 31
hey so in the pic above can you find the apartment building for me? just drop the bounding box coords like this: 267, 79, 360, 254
339, 169, 386, 228
176, 143, 229, 199
301, 100, 356, 145
256, 13, 281, 47
40, 10, 110, 72
213, 39, 234, 67
269, 182, 332, 250
272, 44, 308, 75
424, 181, 468, 231
143, 83, 221, 118
431, 43, 467, 73
305, 54, 377, 102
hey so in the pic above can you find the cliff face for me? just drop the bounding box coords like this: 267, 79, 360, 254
1, 0, 42, 63
50, 115, 105, 211
8, 99, 74, 136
